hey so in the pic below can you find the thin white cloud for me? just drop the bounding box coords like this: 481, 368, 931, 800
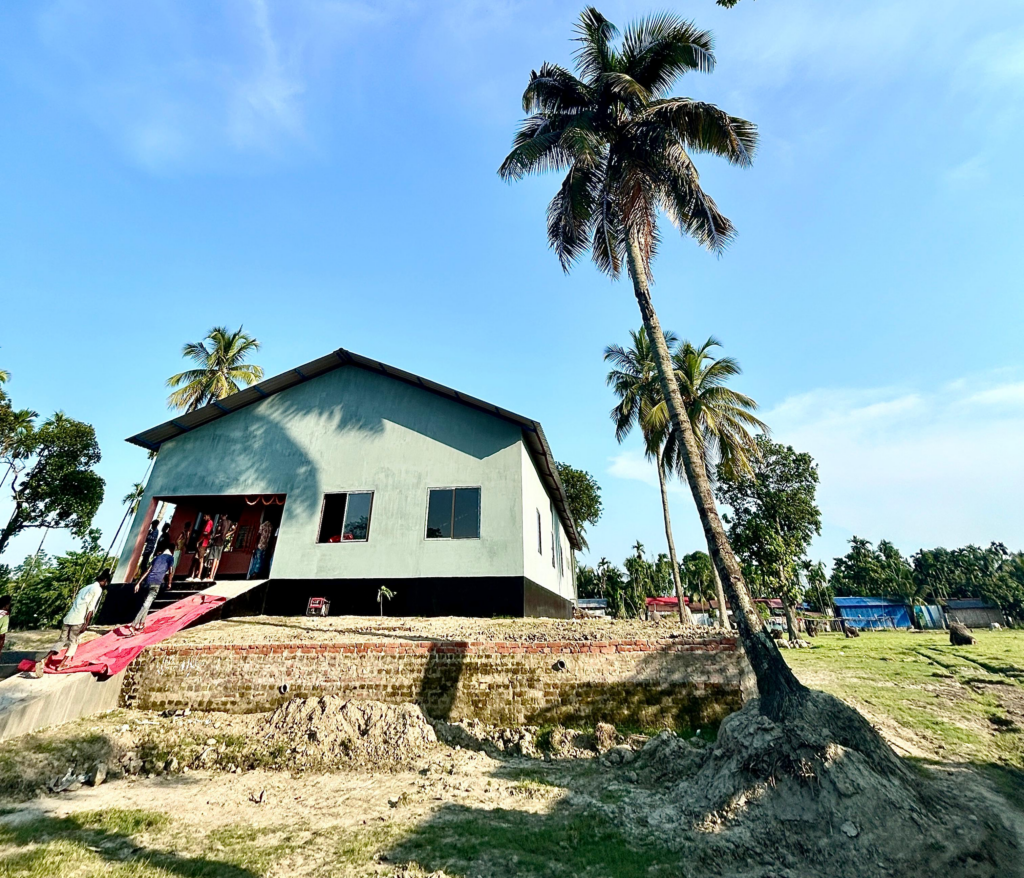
23, 0, 393, 171
605, 374, 1024, 563
766, 374, 1024, 558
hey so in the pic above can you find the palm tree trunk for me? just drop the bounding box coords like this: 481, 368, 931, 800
625, 235, 805, 720
655, 445, 693, 625
711, 563, 731, 630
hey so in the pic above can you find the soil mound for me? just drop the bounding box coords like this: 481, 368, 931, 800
263, 697, 437, 769
615, 691, 1024, 877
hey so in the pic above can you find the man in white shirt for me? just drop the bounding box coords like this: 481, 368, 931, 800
46, 569, 111, 670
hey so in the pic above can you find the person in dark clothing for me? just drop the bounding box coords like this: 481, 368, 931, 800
137, 520, 160, 580
130, 538, 174, 634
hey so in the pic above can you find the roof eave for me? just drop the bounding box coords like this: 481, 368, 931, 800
127, 346, 583, 551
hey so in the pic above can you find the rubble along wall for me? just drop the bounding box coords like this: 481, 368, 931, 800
123, 635, 754, 731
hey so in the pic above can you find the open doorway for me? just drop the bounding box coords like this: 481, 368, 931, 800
163, 494, 286, 583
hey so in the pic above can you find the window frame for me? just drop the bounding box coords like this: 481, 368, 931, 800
316, 490, 375, 544
424, 486, 481, 541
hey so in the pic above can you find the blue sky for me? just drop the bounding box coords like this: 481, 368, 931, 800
2, 0, 1023, 572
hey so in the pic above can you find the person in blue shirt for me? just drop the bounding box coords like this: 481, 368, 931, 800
131, 538, 174, 634
137, 519, 160, 581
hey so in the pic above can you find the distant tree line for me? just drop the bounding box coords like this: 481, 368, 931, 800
826, 538, 1024, 623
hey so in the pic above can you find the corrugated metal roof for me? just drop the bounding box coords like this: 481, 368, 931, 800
127, 346, 582, 550
945, 599, 997, 610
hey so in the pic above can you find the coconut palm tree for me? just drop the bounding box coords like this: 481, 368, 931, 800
500, 7, 804, 715
663, 337, 767, 482
661, 337, 768, 630
167, 327, 265, 412
604, 328, 693, 625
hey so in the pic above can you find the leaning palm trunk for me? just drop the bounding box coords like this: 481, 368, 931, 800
626, 236, 806, 720
655, 445, 693, 625
711, 563, 731, 630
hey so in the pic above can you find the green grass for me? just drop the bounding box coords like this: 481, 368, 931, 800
783, 630, 1024, 771
0, 809, 304, 878
389, 804, 679, 878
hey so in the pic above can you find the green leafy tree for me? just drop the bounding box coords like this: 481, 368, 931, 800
716, 436, 821, 640
604, 328, 692, 623
0, 378, 39, 492
0, 414, 105, 558
7, 529, 113, 629
830, 537, 882, 596
499, 8, 807, 713
575, 562, 602, 599
680, 549, 724, 623
166, 326, 265, 412
621, 541, 672, 618
596, 557, 629, 618
799, 559, 832, 615
555, 462, 603, 549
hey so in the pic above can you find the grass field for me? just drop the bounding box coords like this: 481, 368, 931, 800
1, 628, 1022, 877
784, 629, 1024, 804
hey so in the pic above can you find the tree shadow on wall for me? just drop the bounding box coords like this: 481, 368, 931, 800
417, 641, 468, 723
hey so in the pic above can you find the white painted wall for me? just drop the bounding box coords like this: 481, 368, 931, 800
520, 445, 575, 601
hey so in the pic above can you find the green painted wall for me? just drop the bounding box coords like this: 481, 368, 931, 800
117, 367, 537, 585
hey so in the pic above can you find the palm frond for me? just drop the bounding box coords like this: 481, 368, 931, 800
498, 114, 576, 181
620, 14, 715, 95
590, 171, 624, 278
660, 145, 736, 253
600, 71, 650, 108
643, 99, 757, 166
573, 7, 618, 82
547, 163, 599, 271
523, 63, 593, 114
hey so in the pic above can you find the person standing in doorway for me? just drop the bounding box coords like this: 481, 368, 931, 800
137, 520, 160, 580
131, 539, 173, 634
248, 518, 273, 579
204, 517, 230, 581
172, 521, 191, 582
43, 569, 111, 670
188, 514, 213, 581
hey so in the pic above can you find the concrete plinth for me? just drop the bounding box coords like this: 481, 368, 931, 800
0, 669, 125, 743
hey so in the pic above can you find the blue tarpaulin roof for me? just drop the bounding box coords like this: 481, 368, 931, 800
833, 597, 905, 607
833, 597, 912, 629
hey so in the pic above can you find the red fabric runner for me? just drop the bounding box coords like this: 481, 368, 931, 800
46, 593, 227, 677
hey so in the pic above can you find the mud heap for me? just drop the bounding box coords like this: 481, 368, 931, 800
615, 692, 1023, 878
262, 696, 438, 769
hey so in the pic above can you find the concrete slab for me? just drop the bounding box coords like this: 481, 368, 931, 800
0, 668, 125, 743
0, 582, 263, 740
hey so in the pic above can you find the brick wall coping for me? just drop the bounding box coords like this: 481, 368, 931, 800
145, 636, 739, 658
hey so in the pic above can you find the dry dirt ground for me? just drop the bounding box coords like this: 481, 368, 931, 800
1, 626, 1023, 878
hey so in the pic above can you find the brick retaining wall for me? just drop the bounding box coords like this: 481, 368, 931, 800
124, 635, 754, 731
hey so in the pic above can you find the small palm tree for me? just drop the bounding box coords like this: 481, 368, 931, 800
605, 328, 693, 625
663, 337, 767, 483
662, 337, 768, 630
167, 327, 264, 412
501, 7, 803, 714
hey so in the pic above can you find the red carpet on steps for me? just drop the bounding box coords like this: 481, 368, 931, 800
47, 593, 228, 677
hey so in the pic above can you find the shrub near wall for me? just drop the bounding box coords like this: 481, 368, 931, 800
123, 635, 754, 732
